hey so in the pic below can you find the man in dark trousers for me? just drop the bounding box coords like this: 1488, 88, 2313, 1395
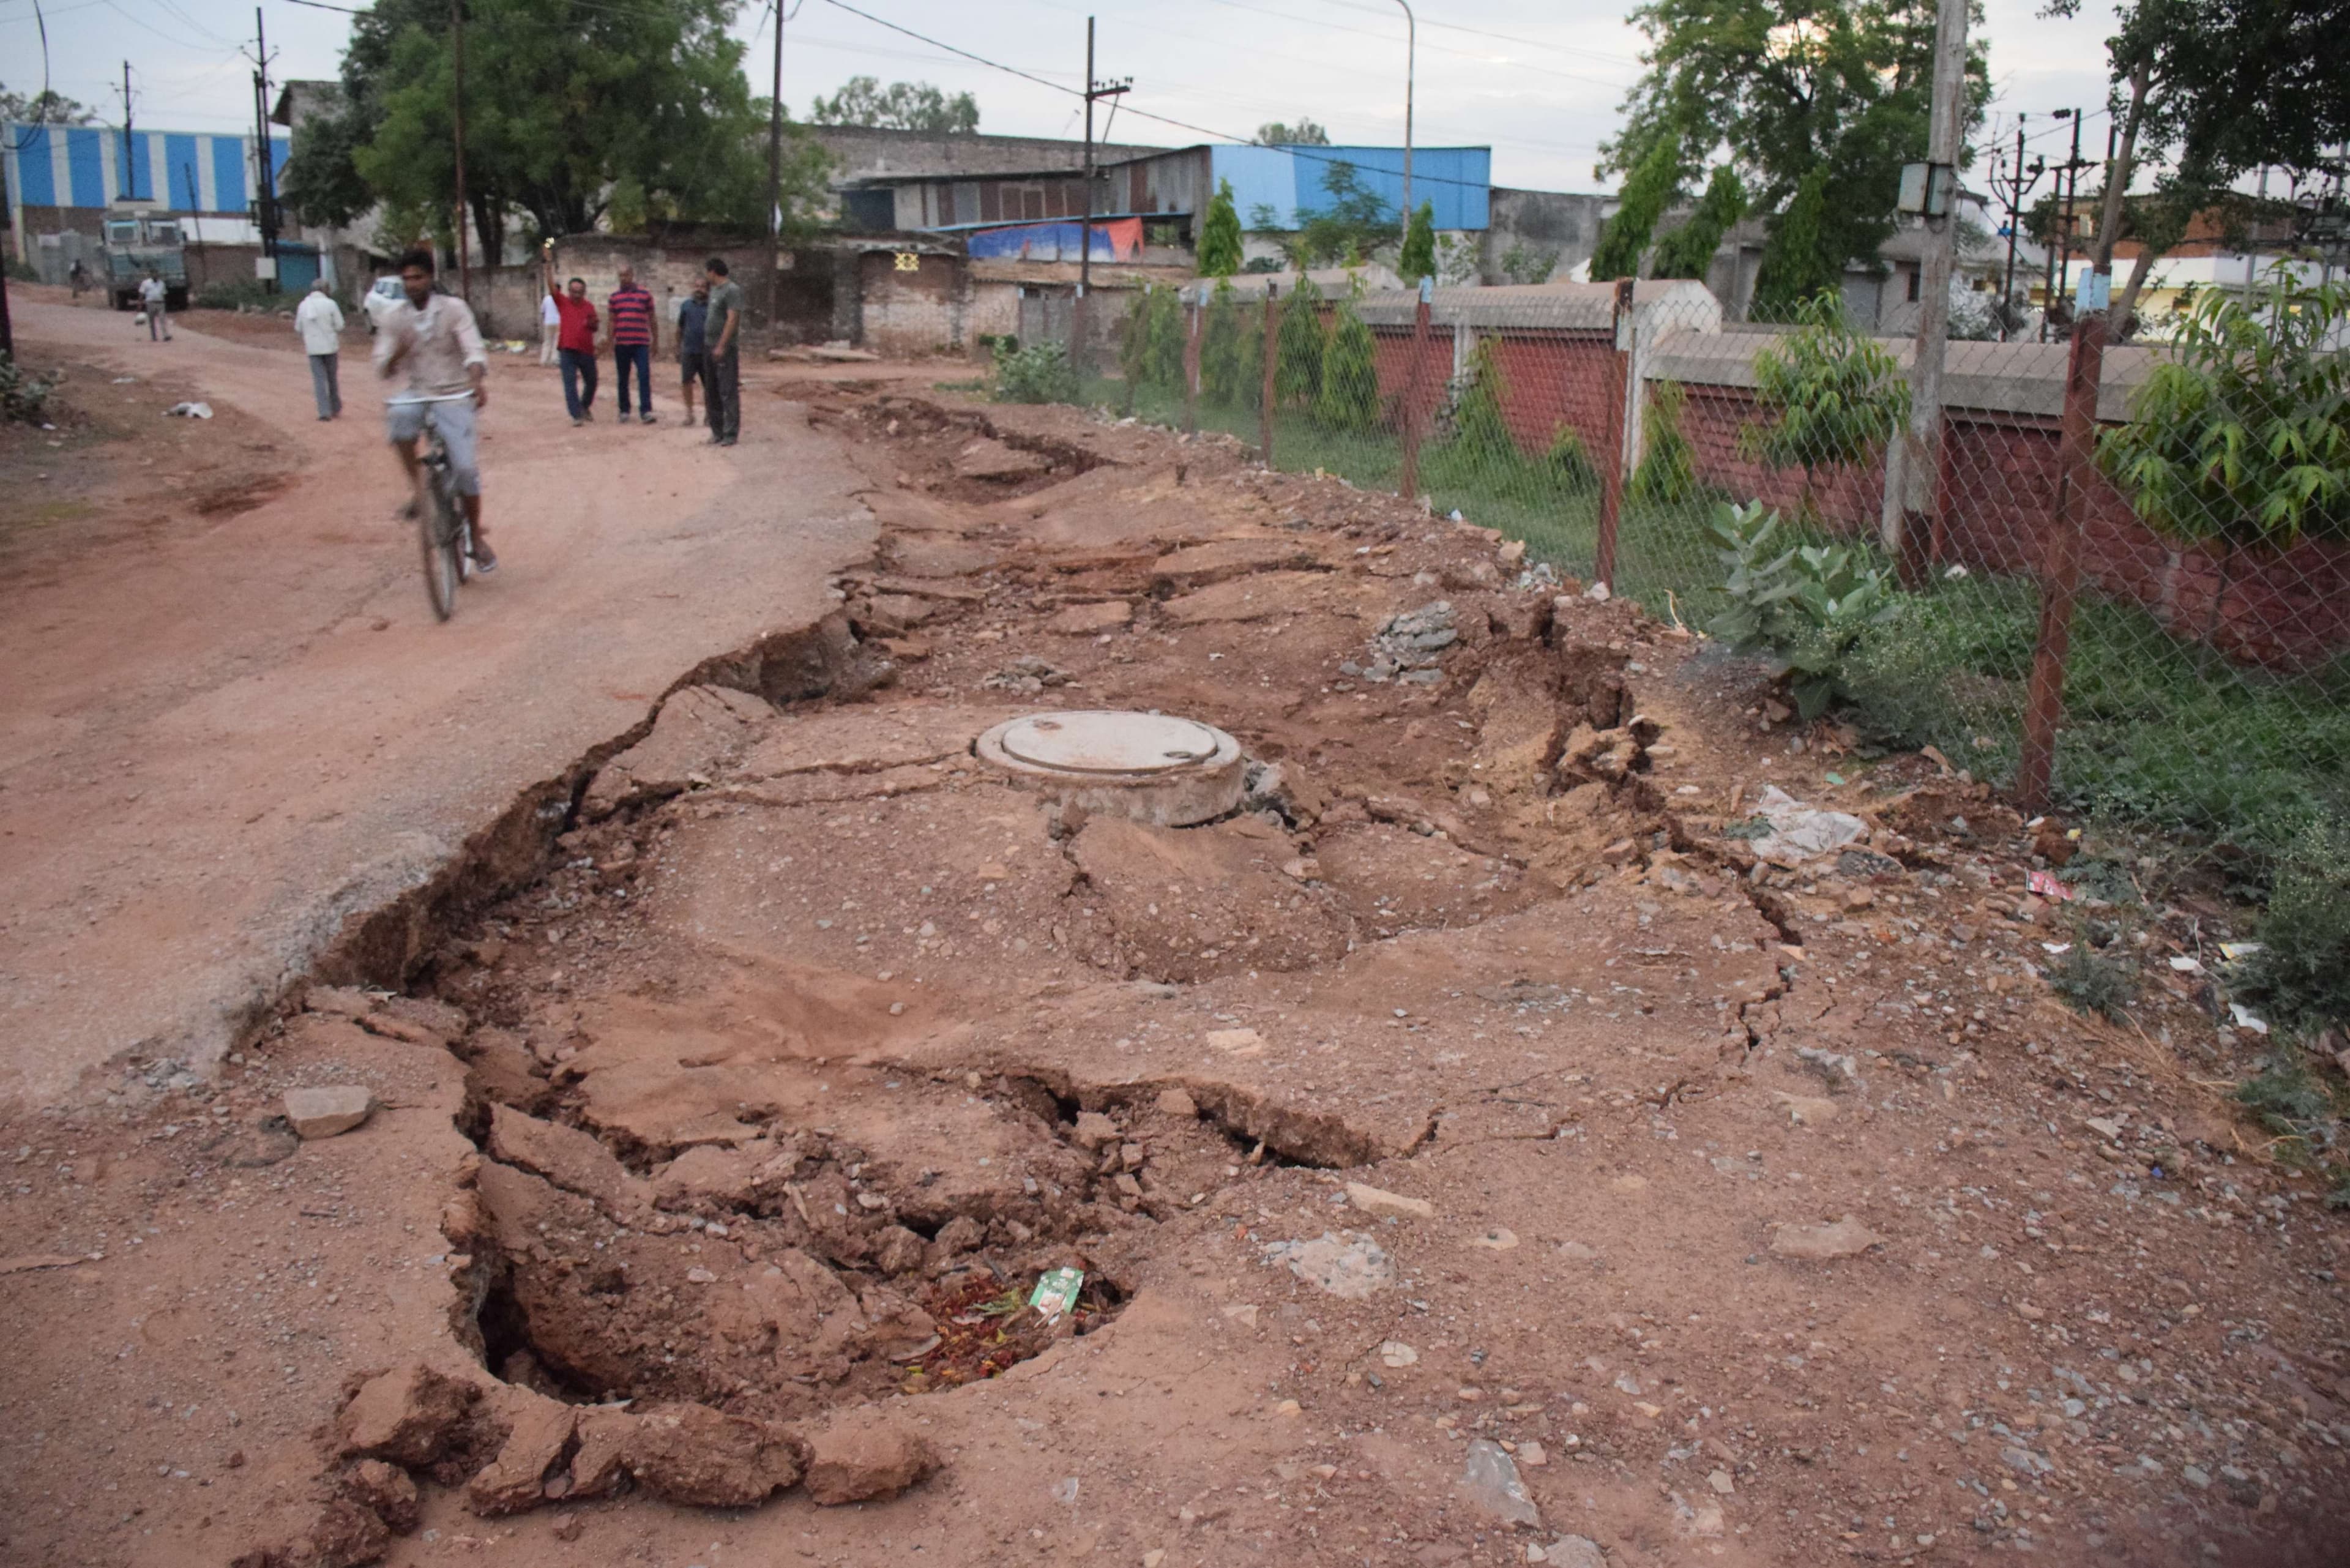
606, 261, 658, 424
542, 244, 600, 425
703, 256, 743, 447
676, 281, 710, 430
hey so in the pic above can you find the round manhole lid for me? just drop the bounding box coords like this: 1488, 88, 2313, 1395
995, 711, 1230, 777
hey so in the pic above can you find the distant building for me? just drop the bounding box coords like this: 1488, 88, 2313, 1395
4, 119, 288, 254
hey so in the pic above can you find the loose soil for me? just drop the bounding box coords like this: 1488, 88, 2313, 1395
1, 376, 2344, 1568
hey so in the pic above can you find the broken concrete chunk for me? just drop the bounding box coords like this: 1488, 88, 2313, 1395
581, 684, 772, 818
1154, 1086, 1199, 1119
953, 437, 1050, 481
565, 1408, 636, 1499
304, 985, 378, 1020
340, 1458, 420, 1535
1461, 1437, 1542, 1528
1043, 600, 1133, 635
1770, 1215, 1888, 1261
650, 1141, 769, 1211
1071, 1111, 1121, 1149
872, 1224, 928, 1275
337, 1363, 480, 1468
1769, 1090, 1840, 1126
285, 1085, 375, 1140
1530, 1537, 1608, 1568
464, 1390, 579, 1517
800, 1410, 939, 1505
1345, 1181, 1434, 1219
625, 1402, 803, 1507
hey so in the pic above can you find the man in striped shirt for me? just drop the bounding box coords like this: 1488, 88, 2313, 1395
605, 263, 659, 425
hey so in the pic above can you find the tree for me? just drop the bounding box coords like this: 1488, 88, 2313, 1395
1399, 200, 1436, 283
1119, 283, 1186, 400
1449, 336, 1513, 459
1750, 167, 1837, 319
1738, 290, 1910, 514
1275, 272, 1328, 408
1603, 0, 1987, 300
1318, 296, 1381, 430
2043, 0, 2350, 338
1590, 132, 1684, 282
0, 84, 96, 124
808, 77, 979, 133
1199, 280, 1258, 408
2097, 271, 2350, 651
1290, 161, 1398, 268
285, 0, 826, 264
1651, 163, 1745, 280
1256, 119, 1330, 146
1198, 178, 1244, 277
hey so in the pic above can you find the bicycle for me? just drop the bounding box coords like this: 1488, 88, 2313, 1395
394, 391, 479, 621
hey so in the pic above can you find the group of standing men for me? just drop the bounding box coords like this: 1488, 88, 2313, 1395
537, 250, 742, 446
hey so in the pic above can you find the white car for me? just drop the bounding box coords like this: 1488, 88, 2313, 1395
361, 275, 405, 333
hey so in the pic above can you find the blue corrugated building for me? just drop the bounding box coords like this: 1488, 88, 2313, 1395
5, 121, 289, 244
1211, 144, 1490, 231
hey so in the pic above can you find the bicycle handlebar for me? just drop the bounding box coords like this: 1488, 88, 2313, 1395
387, 391, 480, 406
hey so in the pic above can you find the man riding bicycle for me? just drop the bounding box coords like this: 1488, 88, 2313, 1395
374, 247, 496, 572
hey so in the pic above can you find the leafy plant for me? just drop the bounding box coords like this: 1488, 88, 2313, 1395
1751, 168, 1839, 319
1289, 162, 1398, 269
1317, 296, 1381, 431
1546, 425, 1599, 490
195, 278, 278, 312
1198, 179, 1245, 278
2239, 810, 2350, 1031
1, 352, 58, 424
1738, 290, 1909, 516
1448, 336, 1514, 459
991, 338, 1078, 405
1498, 243, 1558, 285
1399, 200, 1437, 283
2098, 270, 2350, 652
1275, 273, 1328, 408
1119, 283, 1186, 401
1434, 233, 1482, 286
1704, 498, 1900, 718
2045, 935, 2140, 1021
1629, 378, 1699, 502
1199, 281, 1258, 409
1591, 132, 1682, 281
2234, 1050, 2342, 1170
1652, 163, 1745, 280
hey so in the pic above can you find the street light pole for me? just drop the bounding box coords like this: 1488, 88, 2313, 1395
1392, 0, 1415, 230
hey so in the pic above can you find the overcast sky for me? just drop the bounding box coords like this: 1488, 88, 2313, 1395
4, 0, 2131, 194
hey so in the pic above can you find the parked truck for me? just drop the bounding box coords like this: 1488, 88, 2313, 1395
100, 212, 189, 311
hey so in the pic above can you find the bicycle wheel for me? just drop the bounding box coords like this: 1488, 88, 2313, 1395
419, 476, 461, 621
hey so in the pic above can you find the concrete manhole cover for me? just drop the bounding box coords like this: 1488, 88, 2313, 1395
976, 710, 1244, 826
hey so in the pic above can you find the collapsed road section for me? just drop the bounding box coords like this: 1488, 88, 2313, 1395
3, 385, 2342, 1568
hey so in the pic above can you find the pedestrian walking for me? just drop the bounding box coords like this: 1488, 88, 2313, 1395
294, 277, 346, 420
542, 244, 600, 424
138, 271, 172, 341
676, 282, 710, 430
539, 289, 561, 367
703, 256, 743, 447
606, 263, 658, 425
69, 259, 90, 299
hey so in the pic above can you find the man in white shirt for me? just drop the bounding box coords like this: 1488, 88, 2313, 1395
137, 272, 171, 341
373, 247, 496, 571
294, 278, 348, 420
539, 289, 561, 367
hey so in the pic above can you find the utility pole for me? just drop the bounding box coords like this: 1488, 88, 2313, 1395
1991, 118, 2045, 342
764, 0, 786, 336
452, 0, 469, 304
2042, 108, 2084, 340
252, 7, 279, 292
1070, 16, 1128, 377
1889, 0, 1968, 585
119, 62, 138, 202
1391, 0, 1415, 230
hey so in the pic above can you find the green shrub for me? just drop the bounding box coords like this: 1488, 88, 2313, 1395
1275, 274, 1327, 408
1703, 498, 1899, 720
1198, 179, 1245, 278
2045, 936, 2140, 1021
2240, 812, 2350, 1031
1630, 378, 1699, 502
1, 351, 58, 423
1316, 298, 1381, 431
1739, 291, 1909, 517
194, 278, 277, 311
1118, 283, 1185, 400
1198, 281, 1258, 409
1449, 335, 1513, 458
2232, 1050, 2342, 1170
1398, 200, 1436, 283
1546, 425, 1598, 490
991, 338, 1078, 405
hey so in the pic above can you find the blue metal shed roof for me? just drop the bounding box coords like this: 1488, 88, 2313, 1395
1210, 144, 1490, 231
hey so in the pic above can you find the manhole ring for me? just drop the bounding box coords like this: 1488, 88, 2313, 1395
994, 711, 1233, 778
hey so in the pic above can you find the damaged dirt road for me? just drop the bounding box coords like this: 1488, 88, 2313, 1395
2, 373, 2346, 1568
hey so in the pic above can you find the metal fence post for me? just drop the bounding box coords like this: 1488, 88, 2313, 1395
1259, 284, 1280, 467
1398, 281, 1432, 501
1182, 292, 1201, 436
2016, 310, 2106, 812
1594, 276, 1635, 593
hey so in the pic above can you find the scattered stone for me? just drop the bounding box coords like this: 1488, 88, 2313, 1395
1043, 600, 1133, 635
1154, 1086, 1199, 1119
1345, 1181, 1434, 1219
872, 1225, 927, 1275
1263, 1232, 1395, 1299
1770, 1091, 1840, 1126
625, 1402, 802, 1508
1707, 1468, 1736, 1495
337, 1363, 480, 1468
1460, 1438, 1542, 1528
1770, 1216, 1887, 1261
1380, 1340, 1420, 1368
1468, 1226, 1520, 1251
284, 1085, 374, 1140
1529, 1539, 1606, 1568
1072, 1111, 1121, 1149
565, 1408, 636, 1499
550, 1512, 583, 1542
953, 437, 1050, 481
800, 1410, 938, 1505
980, 654, 1072, 694
488, 1105, 650, 1220
304, 986, 378, 1019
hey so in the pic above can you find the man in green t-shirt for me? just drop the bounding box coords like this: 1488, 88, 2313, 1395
703, 256, 744, 447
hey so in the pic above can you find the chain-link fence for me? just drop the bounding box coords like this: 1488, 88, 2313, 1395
1033, 268, 2349, 870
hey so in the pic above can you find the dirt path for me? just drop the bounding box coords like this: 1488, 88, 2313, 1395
0, 293, 875, 1105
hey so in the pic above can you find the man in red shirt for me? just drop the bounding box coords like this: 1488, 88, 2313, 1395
605, 262, 659, 425
542, 245, 600, 425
